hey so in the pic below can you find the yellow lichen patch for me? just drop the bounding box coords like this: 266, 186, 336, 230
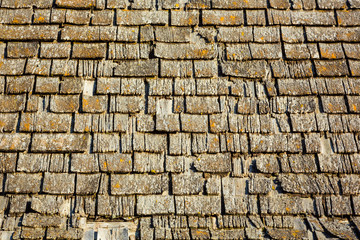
23, 122, 31, 131
12, 18, 20, 24
328, 103, 334, 111
201, 49, 209, 56
113, 183, 120, 188
346, 32, 353, 38
353, 104, 357, 112
37, 16, 45, 23
321, 49, 338, 59
49, 120, 56, 128
196, 230, 207, 235
82, 98, 89, 106
9, 142, 16, 150
291, 230, 300, 237
338, 17, 342, 25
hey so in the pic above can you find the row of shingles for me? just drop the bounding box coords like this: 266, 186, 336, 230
2, 30, 360, 63
0, 141, 352, 231
2, 11, 357, 42
1, 132, 358, 173
3, 75, 360, 117
1, 0, 357, 10
0, 8, 114, 25
1, 114, 356, 172
0, 194, 304, 239
3, 6, 360, 27
144, 214, 306, 239
0, 43, 358, 80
